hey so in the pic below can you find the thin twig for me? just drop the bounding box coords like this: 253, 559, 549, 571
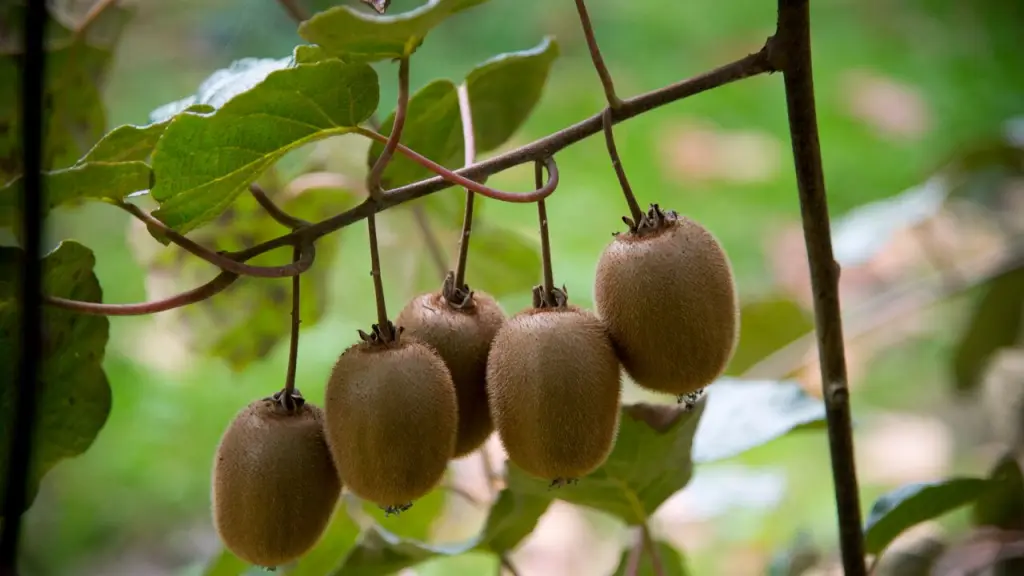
411, 205, 447, 280
1, 0, 46, 568
536, 162, 555, 298
275, 0, 309, 23
573, 0, 622, 108
250, 183, 308, 229
45, 272, 238, 316
116, 201, 310, 278
367, 57, 411, 199
639, 523, 665, 576
774, 1, 866, 573
453, 82, 477, 289
366, 213, 393, 341
602, 108, 644, 227
356, 127, 560, 204
282, 245, 302, 407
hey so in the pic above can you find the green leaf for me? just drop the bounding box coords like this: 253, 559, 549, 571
150, 58, 378, 233
332, 488, 550, 575
463, 224, 540, 299
724, 296, 814, 376
360, 487, 446, 541
368, 79, 463, 189
0, 240, 111, 516
287, 507, 362, 575
952, 267, 1024, 392
506, 400, 706, 525
973, 453, 1024, 530
0, 3, 133, 181
0, 161, 152, 234
80, 104, 215, 165
864, 478, 992, 555
611, 540, 690, 576
298, 0, 491, 63
691, 379, 826, 464
466, 37, 559, 153
139, 183, 354, 370
201, 549, 248, 576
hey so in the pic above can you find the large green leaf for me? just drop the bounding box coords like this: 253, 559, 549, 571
973, 453, 1024, 530
864, 478, 992, 555
724, 296, 814, 376
331, 488, 550, 575
951, 267, 1024, 392
298, 0, 491, 63
0, 2, 133, 181
506, 400, 706, 525
691, 379, 826, 464
368, 79, 463, 189
465, 37, 559, 153
149, 58, 378, 233
0, 161, 152, 235
611, 540, 690, 576
80, 103, 215, 164
0, 241, 111, 517
139, 182, 355, 371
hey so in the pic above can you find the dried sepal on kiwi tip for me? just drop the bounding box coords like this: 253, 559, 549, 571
676, 388, 706, 411
548, 477, 579, 490
381, 502, 414, 517
264, 387, 306, 413
532, 284, 569, 309
616, 203, 680, 237
441, 270, 476, 310
357, 321, 404, 346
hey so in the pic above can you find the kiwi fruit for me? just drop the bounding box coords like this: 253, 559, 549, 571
486, 291, 622, 482
396, 274, 506, 458
324, 326, 458, 510
211, 391, 341, 568
595, 204, 738, 397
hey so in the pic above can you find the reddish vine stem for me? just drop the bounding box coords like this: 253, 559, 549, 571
45, 272, 238, 316
573, 0, 622, 109
536, 161, 556, 299
250, 183, 309, 229
453, 82, 478, 289
356, 128, 560, 204
774, 0, 866, 573
275, 0, 309, 23
601, 108, 644, 228
366, 213, 393, 341
282, 245, 302, 409
367, 57, 411, 199
116, 201, 309, 278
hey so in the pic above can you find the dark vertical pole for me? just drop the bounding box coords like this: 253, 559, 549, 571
1, 1, 48, 573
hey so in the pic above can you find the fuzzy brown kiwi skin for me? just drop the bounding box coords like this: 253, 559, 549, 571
594, 211, 739, 397
486, 305, 622, 481
324, 336, 458, 508
396, 289, 506, 458
212, 397, 341, 569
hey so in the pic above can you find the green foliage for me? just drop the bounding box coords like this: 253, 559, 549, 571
724, 296, 814, 376
462, 224, 540, 297
612, 540, 690, 576
288, 508, 362, 575
140, 181, 353, 370
972, 453, 1024, 530
465, 36, 559, 154
864, 478, 993, 555
0, 3, 133, 182
81, 106, 214, 164
298, 0, 492, 63
149, 56, 379, 233
0, 241, 111, 517
360, 488, 446, 540
691, 379, 826, 464
951, 267, 1024, 392
369, 79, 463, 189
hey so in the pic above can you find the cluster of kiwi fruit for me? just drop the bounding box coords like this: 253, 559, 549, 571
209, 202, 739, 568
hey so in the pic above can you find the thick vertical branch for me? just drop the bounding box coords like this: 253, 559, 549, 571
1, 1, 47, 569
774, 1, 866, 573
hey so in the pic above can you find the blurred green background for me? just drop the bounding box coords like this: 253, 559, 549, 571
18, 0, 1024, 574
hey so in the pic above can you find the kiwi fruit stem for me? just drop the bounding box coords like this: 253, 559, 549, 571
600, 108, 645, 229
366, 213, 395, 343
282, 245, 302, 411
534, 161, 568, 309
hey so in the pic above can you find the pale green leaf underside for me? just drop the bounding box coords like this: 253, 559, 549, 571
299, 0, 491, 62
150, 59, 379, 233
